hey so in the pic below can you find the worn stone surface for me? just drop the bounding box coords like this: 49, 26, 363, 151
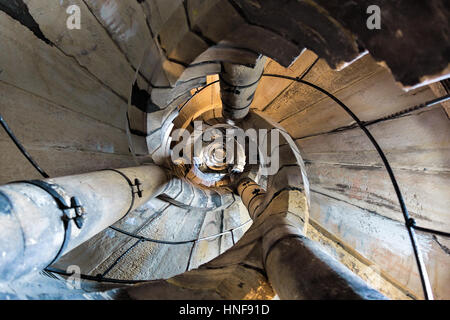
84, 0, 162, 86
140, 0, 183, 36
157, 5, 208, 64
187, 0, 245, 44
222, 24, 301, 68
232, 0, 360, 69
309, 192, 450, 300
315, 0, 450, 86
1, 0, 449, 300
0, 11, 127, 129
23, 0, 148, 99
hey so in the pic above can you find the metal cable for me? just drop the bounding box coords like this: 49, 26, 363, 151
101, 168, 142, 221
3, 76, 449, 294
45, 267, 146, 284
0, 113, 49, 178
109, 219, 252, 245
178, 80, 220, 113
0, 110, 252, 284
363, 94, 450, 127
262, 73, 446, 300
45, 219, 252, 284
100, 239, 143, 278
413, 225, 450, 238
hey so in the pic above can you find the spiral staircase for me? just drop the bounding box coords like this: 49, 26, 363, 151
0, 0, 449, 300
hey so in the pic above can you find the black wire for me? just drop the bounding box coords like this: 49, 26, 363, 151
413, 225, 450, 238
102, 169, 138, 221
218, 72, 264, 89
110, 225, 196, 245
46, 221, 250, 284
3, 77, 448, 294
0, 114, 49, 178
262, 73, 438, 300
185, 241, 197, 272
109, 221, 251, 245
0, 114, 159, 284
45, 267, 146, 284
178, 80, 220, 113
101, 239, 143, 277
299, 57, 320, 80
363, 94, 450, 127
0, 84, 232, 284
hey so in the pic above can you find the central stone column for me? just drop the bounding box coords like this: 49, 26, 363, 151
220, 56, 267, 122
236, 177, 388, 300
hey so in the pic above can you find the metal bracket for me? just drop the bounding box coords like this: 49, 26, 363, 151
252, 188, 261, 195
14, 179, 87, 266
131, 178, 143, 198
20, 180, 87, 230
63, 196, 86, 229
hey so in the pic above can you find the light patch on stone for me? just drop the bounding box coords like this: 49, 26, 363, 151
105, 228, 116, 239
99, 1, 138, 42
96, 142, 115, 154
126, 217, 137, 226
